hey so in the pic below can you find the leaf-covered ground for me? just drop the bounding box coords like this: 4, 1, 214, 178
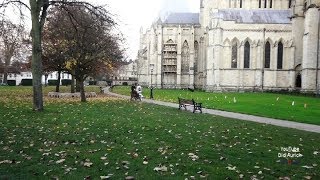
0, 87, 319, 179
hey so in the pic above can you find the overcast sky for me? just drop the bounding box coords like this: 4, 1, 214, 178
106, 0, 200, 60
2, 0, 200, 61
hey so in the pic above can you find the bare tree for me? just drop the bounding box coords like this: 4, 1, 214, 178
0, 19, 28, 84
0, 0, 116, 111
44, 6, 123, 102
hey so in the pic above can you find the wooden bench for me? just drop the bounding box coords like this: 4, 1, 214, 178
178, 97, 202, 113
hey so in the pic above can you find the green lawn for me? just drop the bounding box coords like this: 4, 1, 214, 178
0, 86, 319, 179
112, 86, 320, 125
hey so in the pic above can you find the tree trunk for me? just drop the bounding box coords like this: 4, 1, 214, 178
30, 0, 44, 111
79, 80, 86, 102
55, 71, 61, 92
76, 79, 81, 92
71, 74, 75, 93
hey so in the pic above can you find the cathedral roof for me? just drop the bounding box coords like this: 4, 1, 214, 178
163, 13, 200, 25
214, 9, 291, 24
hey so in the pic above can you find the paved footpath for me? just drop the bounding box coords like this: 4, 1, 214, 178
103, 87, 320, 133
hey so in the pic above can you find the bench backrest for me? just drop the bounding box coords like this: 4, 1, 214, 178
178, 97, 195, 104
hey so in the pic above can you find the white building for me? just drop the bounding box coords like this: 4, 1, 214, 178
112, 60, 138, 86
5, 71, 72, 85
138, 0, 320, 94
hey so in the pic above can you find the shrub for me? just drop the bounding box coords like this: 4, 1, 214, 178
7, 80, 16, 86
122, 82, 128, 86
89, 81, 97, 85
21, 79, 32, 86
61, 79, 72, 86
48, 80, 59, 86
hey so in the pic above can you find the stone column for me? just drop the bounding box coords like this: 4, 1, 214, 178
157, 25, 163, 88
302, 7, 319, 92
176, 26, 182, 88
292, 0, 305, 66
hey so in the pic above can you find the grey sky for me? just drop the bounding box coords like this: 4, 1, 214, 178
107, 0, 199, 60
1, 0, 200, 60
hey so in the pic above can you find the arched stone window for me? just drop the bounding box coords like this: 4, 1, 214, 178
231, 41, 238, 68
264, 41, 271, 68
259, 0, 262, 8
295, 64, 302, 88
244, 41, 250, 68
288, 0, 292, 8
264, 0, 267, 8
270, 0, 272, 8
181, 40, 190, 74
277, 41, 283, 69
194, 41, 199, 73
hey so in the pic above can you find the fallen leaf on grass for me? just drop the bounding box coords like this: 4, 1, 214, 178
188, 153, 199, 161
84, 162, 93, 167
56, 159, 65, 164
302, 165, 313, 169
0, 160, 13, 164
154, 165, 168, 172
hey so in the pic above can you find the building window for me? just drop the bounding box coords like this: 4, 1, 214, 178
296, 73, 302, 88
244, 41, 250, 68
270, 0, 272, 8
288, 0, 292, 8
259, 0, 262, 8
264, 0, 267, 8
277, 42, 283, 69
194, 41, 199, 73
181, 40, 190, 74
240, 0, 242, 8
265, 41, 271, 68
231, 42, 238, 68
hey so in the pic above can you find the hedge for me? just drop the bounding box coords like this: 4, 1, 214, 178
89, 81, 97, 85
48, 80, 59, 86
7, 80, 16, 86
21, 79, 33, 86
62, 79, 72, 86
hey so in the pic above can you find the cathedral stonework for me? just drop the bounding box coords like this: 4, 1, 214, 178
137, 0, 320, 93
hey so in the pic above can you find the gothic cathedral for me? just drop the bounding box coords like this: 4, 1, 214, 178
137, 0, 320, 93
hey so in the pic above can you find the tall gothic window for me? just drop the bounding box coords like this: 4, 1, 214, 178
231, 41, 238, 68
244, 41, 250, 68
265, 41, 271, 68
240, 0, 242, 8
259, 0, 262, 8
264, 0, 267, 8
270, 0, 272, 8
194, 41, 199, 73
181, 40, 190, 74
277, 42, 283, 69
289, 0, 292, 8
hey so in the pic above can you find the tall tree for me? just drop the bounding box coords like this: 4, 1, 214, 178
0, 19, 27, 84
0, 0, 116, 111
45, 6, 123, 102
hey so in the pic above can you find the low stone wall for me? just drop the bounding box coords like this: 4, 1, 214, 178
48, 92, 97, 98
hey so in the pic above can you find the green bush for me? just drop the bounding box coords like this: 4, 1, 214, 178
122, 82, 128, 86
48, 80, 59, 86
21, 79, 32, 86
7, 80, 16, 86
61, 79, 72, 86
89, 81, 97, 85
